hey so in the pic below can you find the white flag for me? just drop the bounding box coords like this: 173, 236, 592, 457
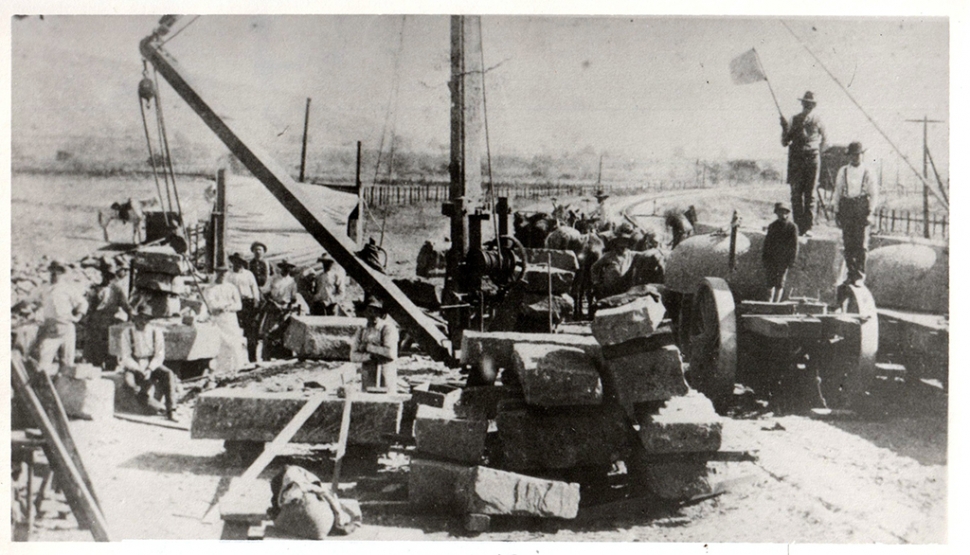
730, 48, 767, 85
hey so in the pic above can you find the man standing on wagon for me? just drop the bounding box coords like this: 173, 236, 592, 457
781, 91, 826, 236
762, 202, 800, 303
832, 142, 879, 286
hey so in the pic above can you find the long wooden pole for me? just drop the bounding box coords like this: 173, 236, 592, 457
299, 97, 311, 182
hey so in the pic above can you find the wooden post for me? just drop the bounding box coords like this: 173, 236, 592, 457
214, 168, 227, 270
299, 97, 311, 183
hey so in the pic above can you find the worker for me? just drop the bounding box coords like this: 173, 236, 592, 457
781, 91, 826, 236
591, 190, 612, 225
204, 263, 248, 373
227, 252, 261, 362
85, 261, 133, 369
350, 297, 399, 394
762, 202, 800, 302
832, 141, 879, 286
249, 241, 274, 292
119, 304, 179, 421
260, 260, 304, 360
310, 253, 346, 316
590, 221, 638, 300
32, 260, 89, 375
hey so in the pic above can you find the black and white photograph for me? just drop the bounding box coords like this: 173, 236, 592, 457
4, 1, 962, 548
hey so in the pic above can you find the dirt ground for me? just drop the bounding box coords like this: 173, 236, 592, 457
8, 175, 951, 543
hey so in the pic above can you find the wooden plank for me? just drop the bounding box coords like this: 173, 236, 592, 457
741, 315, 790, 338
220, 479, 272, 524
11, 353, 111, 541
114, 412, 190, 431
331, 397, 354, 490
240, 395, 327, 481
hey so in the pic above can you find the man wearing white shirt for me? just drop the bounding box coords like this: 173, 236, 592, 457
33, 260, 89, 375
832, 142, 879, 285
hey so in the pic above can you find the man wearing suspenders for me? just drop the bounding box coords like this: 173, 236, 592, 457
832, 142, 879, 286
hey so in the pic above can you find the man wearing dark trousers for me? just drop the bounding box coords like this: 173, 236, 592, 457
119, 305, 179, 421
781, 91, 826, 236
833, 142, 879, 285
762, 202, 800, 302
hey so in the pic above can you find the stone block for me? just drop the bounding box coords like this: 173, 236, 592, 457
134, 272, 186, 294
414, 416, 488, 464
392, 277, 443, 310
109, 322, 221, 361
453, 386, 523, 420
410, 386, 462, 411
282, 316, 366, 361
635, 390, 722, 454
591, 295, 667, 347
525, 249, 580, 272
54, 373, 114, 420
495, 407, 631, 470
518, 294, 574, 326
604, 345, 688, 405
522, 265, 574, 295
512, 344, 602, 407
191, 390, 403, 445
600, 325, 675, 360
460, 330, 602, 377
455, 465, 580, 519
633, 461, 715, 500
132, 247, 190, 276
408, 458, 469, 513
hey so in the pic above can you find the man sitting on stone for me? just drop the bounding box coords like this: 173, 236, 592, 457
119, 304, 179, 421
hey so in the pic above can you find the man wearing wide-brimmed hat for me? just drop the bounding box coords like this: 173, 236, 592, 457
33, 260, 89, 375
248, 241, 274, 291
762, 201, 800, 302
833, 141, 879, 285
259, 260, 304, 360
781, 90, 827, 236
350, 296, 399, 394
86, 261, 133, 368
310, 252, 346, 316
119, 304, 179, 421
591, 189, 613, 225
590, 221, 638, 300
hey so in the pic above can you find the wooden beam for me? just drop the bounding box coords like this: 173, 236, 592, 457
140, 36, 451, 363
240, 395, 327, 481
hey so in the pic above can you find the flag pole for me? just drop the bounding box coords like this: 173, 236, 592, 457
754, 48, 783, 118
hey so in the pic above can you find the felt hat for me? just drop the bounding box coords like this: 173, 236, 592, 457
250, 241, 268, 253
133, 304, 154, 319
799, 91, 817, 104
363, 296, 384, 311
228, 252, 247, 265
317, 252, 334, 263
594, 190, 610, 200
774, 201, 792, 214
48, 260, 68, 273
847, 141, 866, 155
277, 259, 296, 271
614, 221, 637, 240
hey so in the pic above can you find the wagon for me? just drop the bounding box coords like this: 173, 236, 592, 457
664, 228, 878, 412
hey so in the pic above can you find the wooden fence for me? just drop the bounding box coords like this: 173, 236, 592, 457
874, 207, 948, 239
359, 180, 700, 207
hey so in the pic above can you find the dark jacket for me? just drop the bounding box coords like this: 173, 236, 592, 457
763, 219, 799, 268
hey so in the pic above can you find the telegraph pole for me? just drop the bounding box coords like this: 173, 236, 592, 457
905, 115, 943, 238
299, 97, 311, 182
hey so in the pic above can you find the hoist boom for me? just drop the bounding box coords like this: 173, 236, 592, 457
139, 23, 452, 363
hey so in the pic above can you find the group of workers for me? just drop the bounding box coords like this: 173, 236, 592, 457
764, 90, 879, 300
25, 239, 400, 421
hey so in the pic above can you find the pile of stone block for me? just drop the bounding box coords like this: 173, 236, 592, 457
410, 285, 727, 527
130, 247, 187, 317
489, 248, 580, 332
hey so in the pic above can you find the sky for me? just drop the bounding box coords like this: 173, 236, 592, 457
6, 9, 954, 182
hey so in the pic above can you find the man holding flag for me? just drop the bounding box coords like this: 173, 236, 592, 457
780, 91, 826, 236
730, 48, 826, 236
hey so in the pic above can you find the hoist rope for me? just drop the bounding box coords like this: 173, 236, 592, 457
476, 17, 502, 251
138, 96, 171, 227
151, 67, 187, 234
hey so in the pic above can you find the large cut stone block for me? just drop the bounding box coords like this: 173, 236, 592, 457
132, 246, 191, 275
410, 385, 462, 411
633, 461, 715, 500
600, 325, 675, 360
408, 458, 469, 513
453, 386, 523, 420
54, 370, 114, 420
518, 293, 575, 325
495, 407, 630, 470
133, 271, 186, 294
635, 390, 722, 454
522, 265, 574, 295
460, 331, 602, 377
604, 345, 688, 404
414, 415, 488, 464
525, 249, 580, 272
191, 390, 403, 445
455, 466, 580, 519
512, 344, 602, 407
591, 295, 667, 347
282, 316, 366, 361
109, 321, 221, 361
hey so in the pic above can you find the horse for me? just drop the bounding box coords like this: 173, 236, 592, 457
664, 206, 696, 249
513, 211, 558, 249
97, 198, 158, 244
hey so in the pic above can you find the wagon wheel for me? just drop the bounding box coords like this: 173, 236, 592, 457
820, 283, 878, 410
686, 277, 737, 409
